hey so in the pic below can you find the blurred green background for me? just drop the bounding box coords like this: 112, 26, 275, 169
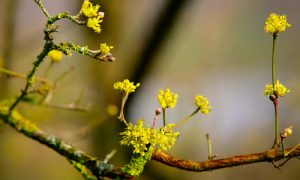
1, 0, 300, 179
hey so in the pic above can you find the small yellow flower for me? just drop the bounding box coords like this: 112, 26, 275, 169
265, 13, 291, 34
48, 50, 63, 63
157, 88, 178, 109
100, 43, 114, 54
81, 0, 100, 18
87, 16, 103, 33
114, 79, 140, 94
264, 80, 290, 97
195, 95, 212, 115
284, 126, 293, 136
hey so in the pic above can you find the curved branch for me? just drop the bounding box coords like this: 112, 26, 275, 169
0, 108, 131, 179
2, 104, 300, 179
152, 146, 300, 172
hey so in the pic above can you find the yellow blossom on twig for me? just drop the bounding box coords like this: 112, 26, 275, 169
113, 79, 140, 94
265, 13, 291, 34
157, 88, 178, 109
264, 80, 290, 97
195, 95, 212, 115
87, 16, 103, 33
100, 43, 114, 54
48, 50, 63, 63
120, 119, 180, 156
81, 0, 100, 18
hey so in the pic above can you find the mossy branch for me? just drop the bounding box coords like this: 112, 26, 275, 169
0, 107, 131, 179
54, 43, 116, 62
34, 0, 50, 18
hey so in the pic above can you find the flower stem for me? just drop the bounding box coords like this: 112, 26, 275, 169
272, 34, 277, 87
175, 107, 200, 128
272, 99, 279, 148
163, 108, 166, 126
206, 133, 212, 160
118, 93, 128, 125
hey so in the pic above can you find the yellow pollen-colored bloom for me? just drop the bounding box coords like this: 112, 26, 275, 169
113, 79, 140, 94
87, 16, 103, 33
264, 80, 290, 97
265, 13, 291, 34
120, 119, 180, 156
195, 95, 212, 115
48, 50, 63, 63
81, 0, 100, 18
157, 88, 178, 109
100, 43, 114, 54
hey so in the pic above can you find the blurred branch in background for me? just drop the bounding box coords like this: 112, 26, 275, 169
1, 0, 18, 98
128, 0, 190, 85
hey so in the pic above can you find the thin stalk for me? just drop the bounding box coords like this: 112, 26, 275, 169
284, 144, 300, 156
273, 99, 279, 148
175, 107, 200, 128
0, 67, 48, 83
271, 34, 277, 87
44, 62, 53, 77
163, 108, 166, 126
118, 93, 128, 125
33, 0, 50, 18
206, 133, 212, 160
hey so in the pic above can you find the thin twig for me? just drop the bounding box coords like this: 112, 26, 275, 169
272, 157, 292, 168
55, 43, 116, 62
0, 67, 48, 83
48, 12, 85, 25
41, 103, 91, 112
33, 0, 50, 18
104, 150, 117, 163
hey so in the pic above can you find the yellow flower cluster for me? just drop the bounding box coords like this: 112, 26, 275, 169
153, 123, 180, 152
120, 119, 180, 156
264, 80, 290, 97
120, 120, 151, 156
157, 88, 178, 109
195, 95, 212, 115
81, 0, 104, 33
265, 13, 291, 34
48, 50, 63, 63
100, 43, 114, 54
81, 0, 99, 17
113, 79, 140, 94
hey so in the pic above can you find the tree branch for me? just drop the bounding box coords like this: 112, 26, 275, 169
1, 103, 300, 178
152, 146, 300, 172
0, 107, 131, 179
